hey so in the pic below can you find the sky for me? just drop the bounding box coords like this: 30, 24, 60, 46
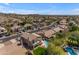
0, 3, 79, 15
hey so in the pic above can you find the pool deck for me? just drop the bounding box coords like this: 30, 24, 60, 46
43, 40, 48, 48
73, 48, 79, 55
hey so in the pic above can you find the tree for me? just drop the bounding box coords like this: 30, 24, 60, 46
68, 22, 79, 32
68, 33, 79, 46
33, 47, 47, 55
19, 21, 26, 26
47, 43, 66, 55
53, 39, 64, 46
56, 30, 65, 38
69, 26, 78, 32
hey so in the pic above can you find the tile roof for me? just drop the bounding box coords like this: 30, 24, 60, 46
44, 30, 55, 38
21, 32, 41, 41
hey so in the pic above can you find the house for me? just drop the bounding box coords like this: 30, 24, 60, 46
58, 25, 68, 29
53, 27, 64, 32
20, 32, 42, 49
0, 26, 7, 36
24, 24, 32, 30
58, 25, 68, 32
35, 29, 55, 39
57, 19, 68, 32
59, 19, 67, 25
11, 25, 21, 32
43, 29, 55, 38
36, 30, 44, 35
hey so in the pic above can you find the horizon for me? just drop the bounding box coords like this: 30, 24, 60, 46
1, 12, 79, 16
0, 3, 79, 15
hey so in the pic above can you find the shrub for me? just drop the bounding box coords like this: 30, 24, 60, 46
33, 47, 47, 55
47, 43, 66, 55
68, 33, 79, 46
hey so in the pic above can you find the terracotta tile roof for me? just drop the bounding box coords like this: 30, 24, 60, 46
44, 30, 55, 38
21, 32, 41, 41
36, 31, 44, 35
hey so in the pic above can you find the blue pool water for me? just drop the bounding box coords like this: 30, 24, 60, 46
44, 40, 48, 48
65, 47, 77, 55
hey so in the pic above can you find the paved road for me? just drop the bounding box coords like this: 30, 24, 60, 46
0, 33, 21, 43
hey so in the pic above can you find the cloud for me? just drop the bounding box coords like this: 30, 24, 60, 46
0, 4, 79, 15
67, 8, 79, 15
0, 5, 52, 14
0, 5, 36, 14
3, 3, 10, 6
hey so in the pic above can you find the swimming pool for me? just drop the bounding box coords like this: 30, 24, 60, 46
44, 40, 48, 48
65, 47, 77, 55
